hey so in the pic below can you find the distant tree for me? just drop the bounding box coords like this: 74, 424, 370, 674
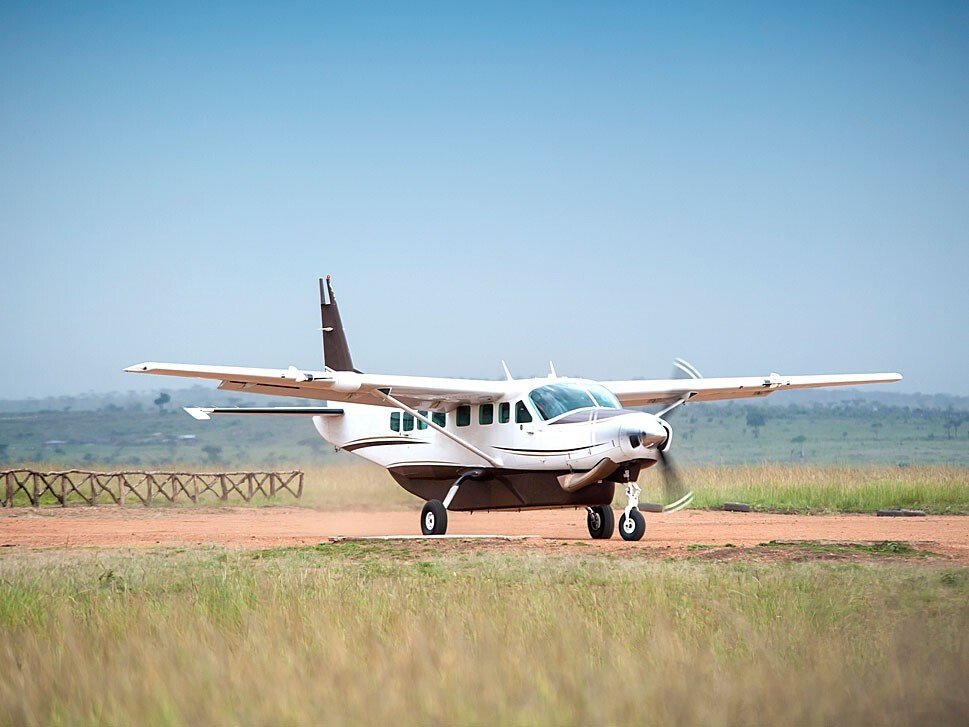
202, 445, 223, 464
870, 421, 883, 439
746, 411, 766, 439
791, 434, 807, 458
154, 392, 171, 414
0, 443, 7, 462
299, 437, 324, 453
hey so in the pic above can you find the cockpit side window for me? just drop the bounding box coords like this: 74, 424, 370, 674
515, 400, 532, 423
587, 385, 621, 409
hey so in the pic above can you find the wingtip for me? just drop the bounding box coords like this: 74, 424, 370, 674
184, 407, 212, 421
124, 362, 152, 373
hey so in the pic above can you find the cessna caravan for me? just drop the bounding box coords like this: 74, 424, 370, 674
126, 277, 901, 541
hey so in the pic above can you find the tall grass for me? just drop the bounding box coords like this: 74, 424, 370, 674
633, 464, 969, 514
1, 546, 967, 725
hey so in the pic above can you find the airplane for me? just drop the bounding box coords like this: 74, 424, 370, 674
125, 277, 901, 541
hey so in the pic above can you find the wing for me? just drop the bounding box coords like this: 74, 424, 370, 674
124, 362, 509, 410
601, 372, 903, 407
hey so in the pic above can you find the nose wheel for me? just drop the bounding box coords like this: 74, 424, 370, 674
586, 505, 615, 539
618, 508, 646, 540
619, 478, 646, 541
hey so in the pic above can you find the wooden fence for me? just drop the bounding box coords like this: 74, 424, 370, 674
0, 470, 303, 507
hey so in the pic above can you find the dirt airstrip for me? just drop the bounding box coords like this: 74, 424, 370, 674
2, 507, 968, 563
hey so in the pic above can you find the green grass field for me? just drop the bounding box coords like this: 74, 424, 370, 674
1, 545, 967, 725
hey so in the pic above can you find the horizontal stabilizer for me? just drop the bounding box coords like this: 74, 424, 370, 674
184, 406, 345, 421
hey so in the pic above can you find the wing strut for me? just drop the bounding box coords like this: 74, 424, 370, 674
371, 389, 502, 468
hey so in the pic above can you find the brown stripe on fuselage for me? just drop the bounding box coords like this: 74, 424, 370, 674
342, 439, 428, 452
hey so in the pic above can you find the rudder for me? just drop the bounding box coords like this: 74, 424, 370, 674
319, 276, 357, 372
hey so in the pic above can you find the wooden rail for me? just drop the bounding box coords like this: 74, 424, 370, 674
0, 470, 303, 507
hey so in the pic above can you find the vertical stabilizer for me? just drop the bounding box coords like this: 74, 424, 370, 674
319, 276, 357, 372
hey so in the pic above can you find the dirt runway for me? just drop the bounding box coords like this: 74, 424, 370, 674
2, 507, 968, 562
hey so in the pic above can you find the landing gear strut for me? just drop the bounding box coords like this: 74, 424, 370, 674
420, 469, 484, 536
619, 476, 646, 541
586, 505, 615, 539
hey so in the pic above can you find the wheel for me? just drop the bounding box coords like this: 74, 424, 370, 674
618, 508, 646, 541
421, 500, 448, 535
587, 505, 615, 539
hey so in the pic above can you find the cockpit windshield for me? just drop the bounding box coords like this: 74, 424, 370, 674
528, 383, 622, 421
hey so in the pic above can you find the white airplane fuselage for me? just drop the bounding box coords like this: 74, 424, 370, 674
312, 376, 670, 511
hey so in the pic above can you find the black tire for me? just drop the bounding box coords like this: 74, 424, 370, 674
587, 505, 615, 539
618, 508, 646, 541
421, 500, 448, 535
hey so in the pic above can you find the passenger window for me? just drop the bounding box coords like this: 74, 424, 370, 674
432, 412, 446, 427
417, 410, 428, 430
498, 402, 510, 424
456, 405, 471, 427
515, 400, 532, 423
390, 411, 401, 431
479, 403, 494, 425
403, 412, 414, 431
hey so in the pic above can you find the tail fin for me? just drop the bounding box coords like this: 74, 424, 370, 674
319, 276, 357, 372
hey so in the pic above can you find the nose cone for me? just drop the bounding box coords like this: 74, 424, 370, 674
622, 413, 669, 449
639, 415, 669, 447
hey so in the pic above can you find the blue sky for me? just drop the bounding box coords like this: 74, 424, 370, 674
1, 1, 967, 398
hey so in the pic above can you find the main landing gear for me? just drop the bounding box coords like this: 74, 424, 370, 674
585, 475, 647, 541
421, 500, 447, 535
586, 505, 614, 539
420, 469, 484, 536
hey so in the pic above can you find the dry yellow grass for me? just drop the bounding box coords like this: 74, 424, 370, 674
6, 462, 967, 514
1, 546, 967, 725
632, 464, 969, 514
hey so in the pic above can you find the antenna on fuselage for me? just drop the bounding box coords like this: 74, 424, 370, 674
500, 360, 514, 381
548, 361, 558, 378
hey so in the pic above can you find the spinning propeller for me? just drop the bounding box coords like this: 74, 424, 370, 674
655, 358, 700, 511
